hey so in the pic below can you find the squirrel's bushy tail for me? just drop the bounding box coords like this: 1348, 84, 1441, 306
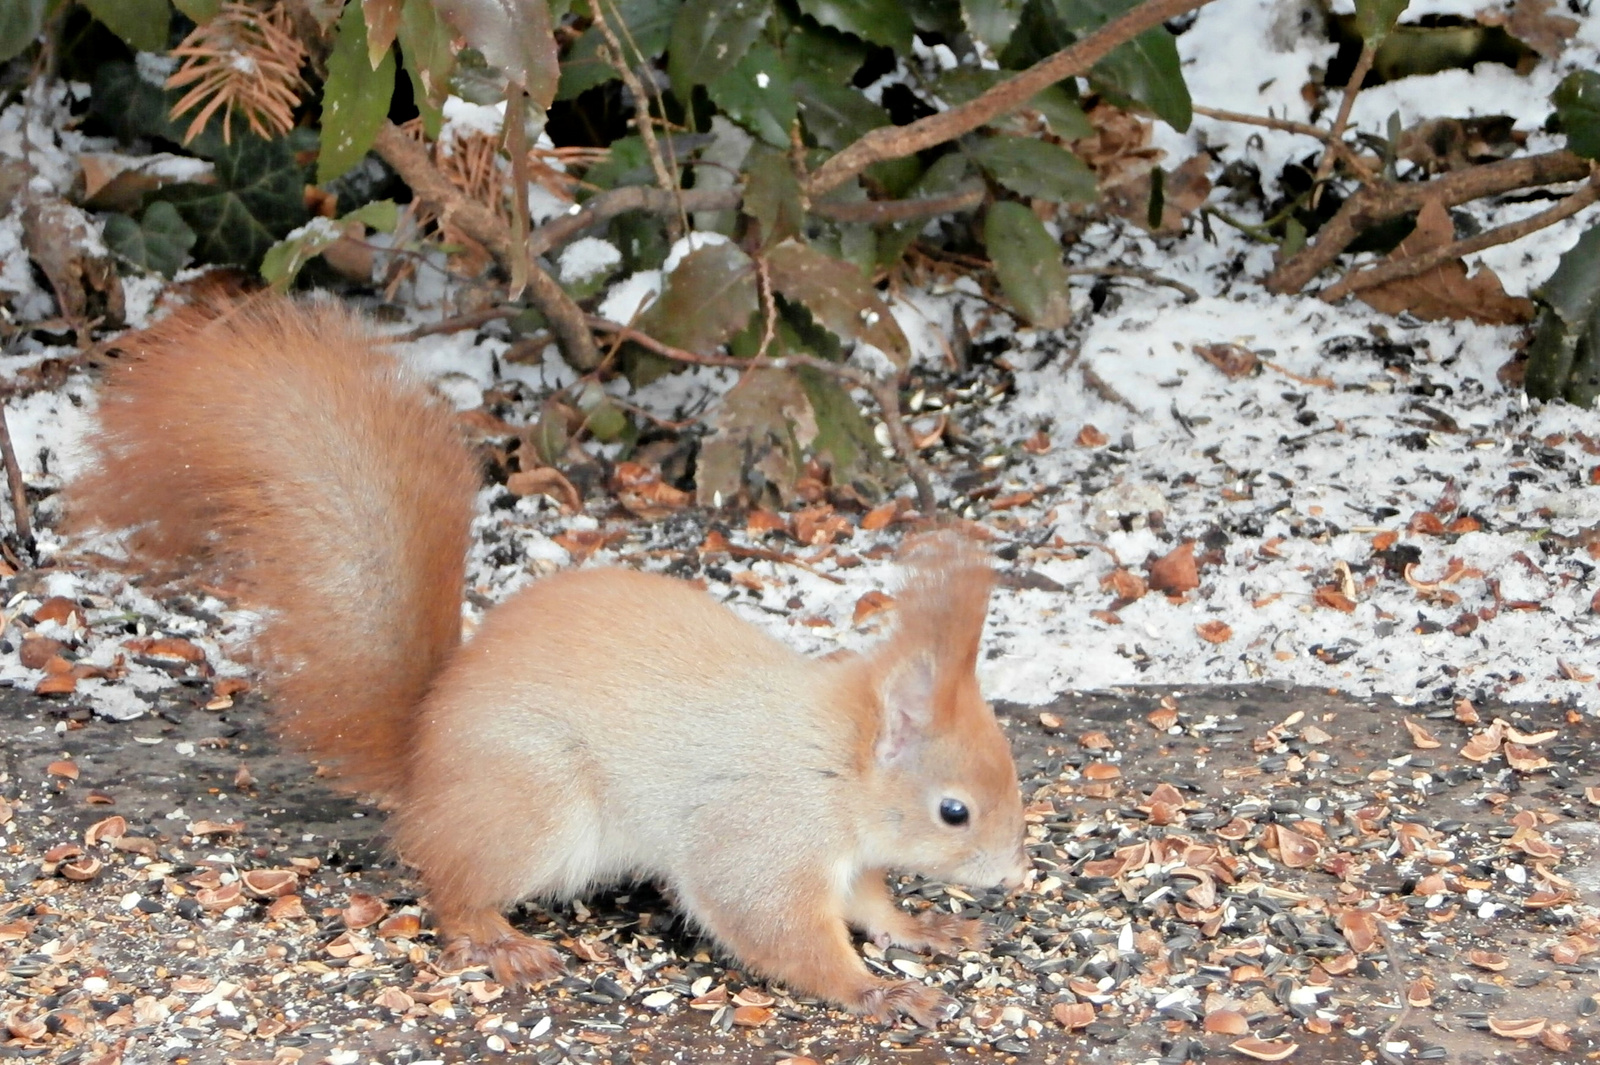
67, 295, 480, 798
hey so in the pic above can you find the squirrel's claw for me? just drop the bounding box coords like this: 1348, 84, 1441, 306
439, 931, 566, 988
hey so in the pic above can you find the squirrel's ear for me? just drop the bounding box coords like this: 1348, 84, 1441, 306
874, 652, 937, 766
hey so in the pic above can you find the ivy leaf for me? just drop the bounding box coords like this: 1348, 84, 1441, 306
1525, 223, 1600, 406
259, 217, 346, 291
961, 0, 1025, 48
81, 0, 168, 52
320, 0, 397, 184
0, 0, 47, 64
766, 239, 909, 368
102, 202, 196, 278
558, 0, 679, 99
1353, 0, 1409, 44
668, 0, 772, 102
743, 145, 804, 248
398, 0, 455, 135
635, 243, 760, 354
796, 0, 913, 51
794, 75, 889, 149
984, 201, 1071, 328
434, 0, 561, 107
151, 135, 308, 269
1553, 71, 1600, 161
966, 135, 1096, 202
708, 41, 797, 148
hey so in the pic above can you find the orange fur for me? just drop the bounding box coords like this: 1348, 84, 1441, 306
66, 295, 478, 798
66, 297, 1026, 1024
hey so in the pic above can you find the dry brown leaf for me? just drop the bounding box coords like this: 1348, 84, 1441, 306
506, 466, 582, 512
1357, 200, 1535, 325
1147, 541, 1198, 594
1475, 0, 1577, 59
1193, 343, 1259, 380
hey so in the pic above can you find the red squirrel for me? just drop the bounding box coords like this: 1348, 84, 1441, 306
66, 294, 1028, 1026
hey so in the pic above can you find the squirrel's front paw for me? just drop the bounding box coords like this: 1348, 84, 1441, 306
439, 931, 565, 988
859, 980, 961, 1027
909, 912, 989, 955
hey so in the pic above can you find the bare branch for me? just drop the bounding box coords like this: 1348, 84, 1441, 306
371, 122, 603, 371
1265, 149, 1593, 294
804, 0, 1215, 198
1309, 39, 1377, 205
1319, 171, 1600, 302
1192, 105, 1375, 181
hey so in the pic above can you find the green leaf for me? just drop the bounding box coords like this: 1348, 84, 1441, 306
1553, 71, 1600, 162
743, 145, 804, 248
876, 151, 974, 267
796, 0, 913, 51
344, 198, 400, 232
259, 218, 345, 291
171, 0, 222, 23
796, 364, 882, 482
1521, 220, 1600, 405
793, 75, 889, 149
961, 0, 1025, 48
783, 17, 870, 82
667, 0, 772, 102
102, 202, 196, 277
151, 135, 309, 269
634, 243, 760, 354
766, 239, 909, 368
966, 135, 1096, 202
584, 134, 656, 190
397, 0, 454, 135
983, 201, 1071, 328
81, 0, 168, 52
557, 0, 678, 99
1353, 0, 1409, 44
0, 0, 47, 64
435, 0, 561, 106
320, 0, 397, 184
708, 40, 796, 148
1003, 0, 1190, 131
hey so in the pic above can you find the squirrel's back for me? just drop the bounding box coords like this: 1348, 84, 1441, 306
67, 295, 480, 797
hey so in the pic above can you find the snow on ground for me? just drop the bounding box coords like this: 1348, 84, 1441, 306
0, 0, 1597, 723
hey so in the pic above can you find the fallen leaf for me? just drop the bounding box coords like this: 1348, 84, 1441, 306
1193, 342, 1259, 379
1357, 199, 1535, 325
505, 466, 582, 512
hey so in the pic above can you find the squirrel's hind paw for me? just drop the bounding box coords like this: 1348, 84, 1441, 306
858, 980, 960, 1028
439, 931, 566, 988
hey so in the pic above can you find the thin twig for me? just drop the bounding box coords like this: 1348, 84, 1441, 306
805, 0, 1215, 197
590, 0, 681, 233
529, 186, 737, 257
391, 307, 523, 343
586, 316, 938, 513
1065, 264, 1200, 302
371, 121, 603, 371
1318, 171, 1600, 302
1266, 149, 1592, 294
1192, 104, 1375, 181
1310, 39, 1378, 207
1081, 364, 1142, 415
505, 88, 532, 299
0, 400, 33, 556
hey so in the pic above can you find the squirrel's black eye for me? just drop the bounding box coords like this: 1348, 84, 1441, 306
939, 798, 969, 826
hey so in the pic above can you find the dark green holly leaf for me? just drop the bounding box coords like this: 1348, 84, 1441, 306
1553, 70, 1600, 161
151, 135, 308, 269
102, 202, 196, 278
766, 239, 908, 368
558, 0, 679, 99
320, 0, 397, 184
783, 18, 870, 82
796, 0, 912, 51
743, 145, 804, 248
966, 135, 1096, 202
1525, 223, 1600, 406
434, 0, 561, 106
0, 0, 47, 64
81, 0, 167, 52
984, 201, 1071, 328
708, 41, 797, 147
634, 242, 760, 354
1353, 0, 1409, 43
667, 0, 772, 102
399, 0, 455, 134
1002, 0, 1190, 131
794, 75, 889, 149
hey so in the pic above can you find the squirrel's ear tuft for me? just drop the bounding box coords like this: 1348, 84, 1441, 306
884, 533, 995, 678
874, 652, 937, 765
